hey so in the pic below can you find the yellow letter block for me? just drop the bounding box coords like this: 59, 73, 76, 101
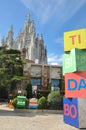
64, 29, 86, 52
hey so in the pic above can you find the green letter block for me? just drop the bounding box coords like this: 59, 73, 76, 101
63, 48, 86, 75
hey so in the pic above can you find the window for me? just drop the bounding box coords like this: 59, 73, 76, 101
51, 79, 60, 91
31, 78, 41, 92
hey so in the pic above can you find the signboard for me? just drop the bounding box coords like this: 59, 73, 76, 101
64, 98, 79, 128
33, 86, 37, 91
29, 98, 38, 109
63, 48, 86, 75
17, 96, 26, 108
64, 29, 86, 52
65, 72, 86, 98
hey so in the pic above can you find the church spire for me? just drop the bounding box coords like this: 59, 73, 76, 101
39, 34, 44, 44
27, 14, 31, 22
25, 13, 31, 24
1, 36, 5, 47
24, 13, 31, 32
10, 25, 13, 32
6, 25, 14, 49
39, 34, 43, 40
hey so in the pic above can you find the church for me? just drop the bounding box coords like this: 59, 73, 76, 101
0, 14, 47, 64
0, 15, 63, 99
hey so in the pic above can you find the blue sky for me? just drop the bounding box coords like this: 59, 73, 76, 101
0, 0, 86, 65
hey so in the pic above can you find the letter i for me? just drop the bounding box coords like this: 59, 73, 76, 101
78, 35, 81, 44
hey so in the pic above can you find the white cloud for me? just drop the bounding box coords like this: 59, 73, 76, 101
20, 0, 86, 25
50, 62, 58, 65
48, 53, 63, 65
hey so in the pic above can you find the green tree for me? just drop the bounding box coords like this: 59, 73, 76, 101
0, 46, 24, 98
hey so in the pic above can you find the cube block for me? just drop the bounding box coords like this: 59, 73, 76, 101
65, 72, 86, 98
63, 48, 86, 75
63, 98, 86, 128
64, 29, 86, 52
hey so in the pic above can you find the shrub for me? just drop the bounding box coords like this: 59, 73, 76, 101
47, 91, 63, 110
12, 97, 17, 108
47, 84, 51, 91
38, 96, 47, 109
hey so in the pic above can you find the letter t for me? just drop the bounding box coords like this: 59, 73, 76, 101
69, 35, 76, 45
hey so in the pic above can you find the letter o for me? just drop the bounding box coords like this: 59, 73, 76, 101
70, 105, 77, 118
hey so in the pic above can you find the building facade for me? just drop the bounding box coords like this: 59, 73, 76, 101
24, 62, 62, 91
0, 14, 47, 64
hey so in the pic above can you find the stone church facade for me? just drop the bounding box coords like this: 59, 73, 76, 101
1, 14, 47, 64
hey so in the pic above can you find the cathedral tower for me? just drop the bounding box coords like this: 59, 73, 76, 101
6, 25, 14, 49
0, 14, 47, 65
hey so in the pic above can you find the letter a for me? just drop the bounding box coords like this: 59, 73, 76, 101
78, 78, 86, 90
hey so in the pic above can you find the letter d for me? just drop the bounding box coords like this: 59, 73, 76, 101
68, 79, 77, 90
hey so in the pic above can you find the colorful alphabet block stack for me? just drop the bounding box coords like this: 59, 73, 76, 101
63, 29, 86, 128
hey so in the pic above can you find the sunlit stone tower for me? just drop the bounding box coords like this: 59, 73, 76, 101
1, 14, 47, 64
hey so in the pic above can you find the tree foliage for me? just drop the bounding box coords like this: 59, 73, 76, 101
38, 96, 47, 109
0, 47, 24, 98
47, 91, 63, 110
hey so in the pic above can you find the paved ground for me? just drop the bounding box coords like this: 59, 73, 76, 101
0, 103, 84, 130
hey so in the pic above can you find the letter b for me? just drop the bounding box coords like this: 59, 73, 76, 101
64, 104, 70, 116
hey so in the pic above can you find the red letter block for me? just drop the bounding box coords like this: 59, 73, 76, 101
65, 72, 86, 98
